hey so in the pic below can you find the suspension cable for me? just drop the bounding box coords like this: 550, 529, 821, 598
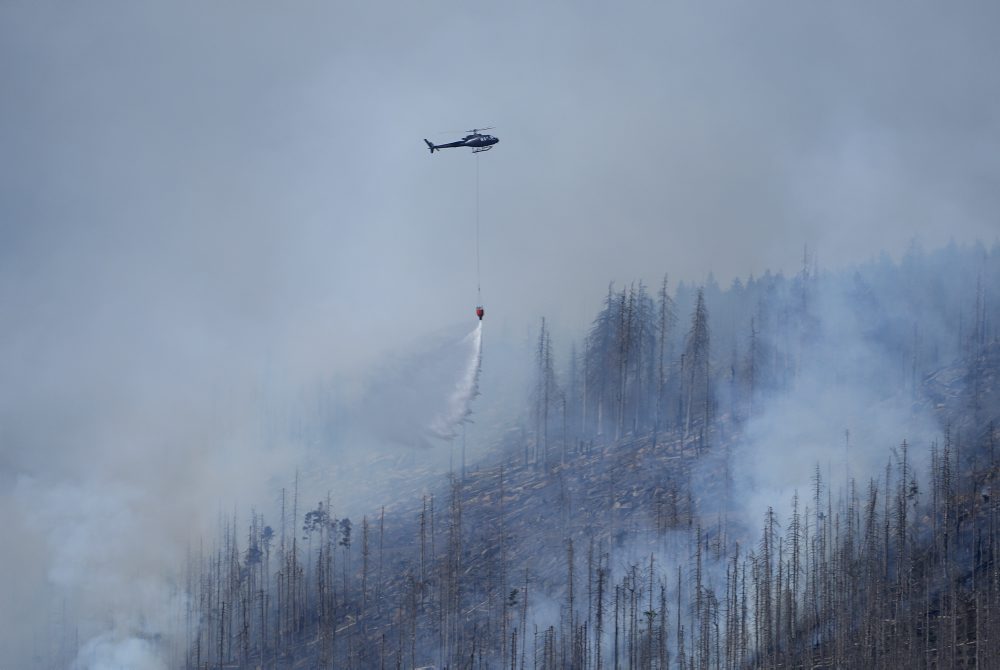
476, 153, 482, 305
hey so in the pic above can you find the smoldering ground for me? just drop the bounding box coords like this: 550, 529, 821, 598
1, 314, 497, 668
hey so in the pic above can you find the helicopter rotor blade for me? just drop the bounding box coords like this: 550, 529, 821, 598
466, 126, 495, 133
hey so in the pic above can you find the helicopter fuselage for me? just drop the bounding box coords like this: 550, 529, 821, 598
424, 133, 499, 153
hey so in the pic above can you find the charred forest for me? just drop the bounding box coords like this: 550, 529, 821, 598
169, 243, 1000, 668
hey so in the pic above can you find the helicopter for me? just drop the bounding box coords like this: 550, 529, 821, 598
424, 128, 499, 154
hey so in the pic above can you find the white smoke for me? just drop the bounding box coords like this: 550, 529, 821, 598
71, 633, 166, 670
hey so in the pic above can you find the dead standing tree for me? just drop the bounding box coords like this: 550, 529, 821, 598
533, 317, 561, 466
654, 274, 677, 447
682, 287, 711, 451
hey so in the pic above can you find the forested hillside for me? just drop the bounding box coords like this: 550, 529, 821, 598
178, 242, 1000, 669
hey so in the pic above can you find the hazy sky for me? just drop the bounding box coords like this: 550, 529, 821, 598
3, 2, 998, 368
1, 2, 999, 664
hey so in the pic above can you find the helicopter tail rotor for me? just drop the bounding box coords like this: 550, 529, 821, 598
424, 139, 437, 153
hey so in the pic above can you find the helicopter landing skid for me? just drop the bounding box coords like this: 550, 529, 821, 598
472, 146, 493, 154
